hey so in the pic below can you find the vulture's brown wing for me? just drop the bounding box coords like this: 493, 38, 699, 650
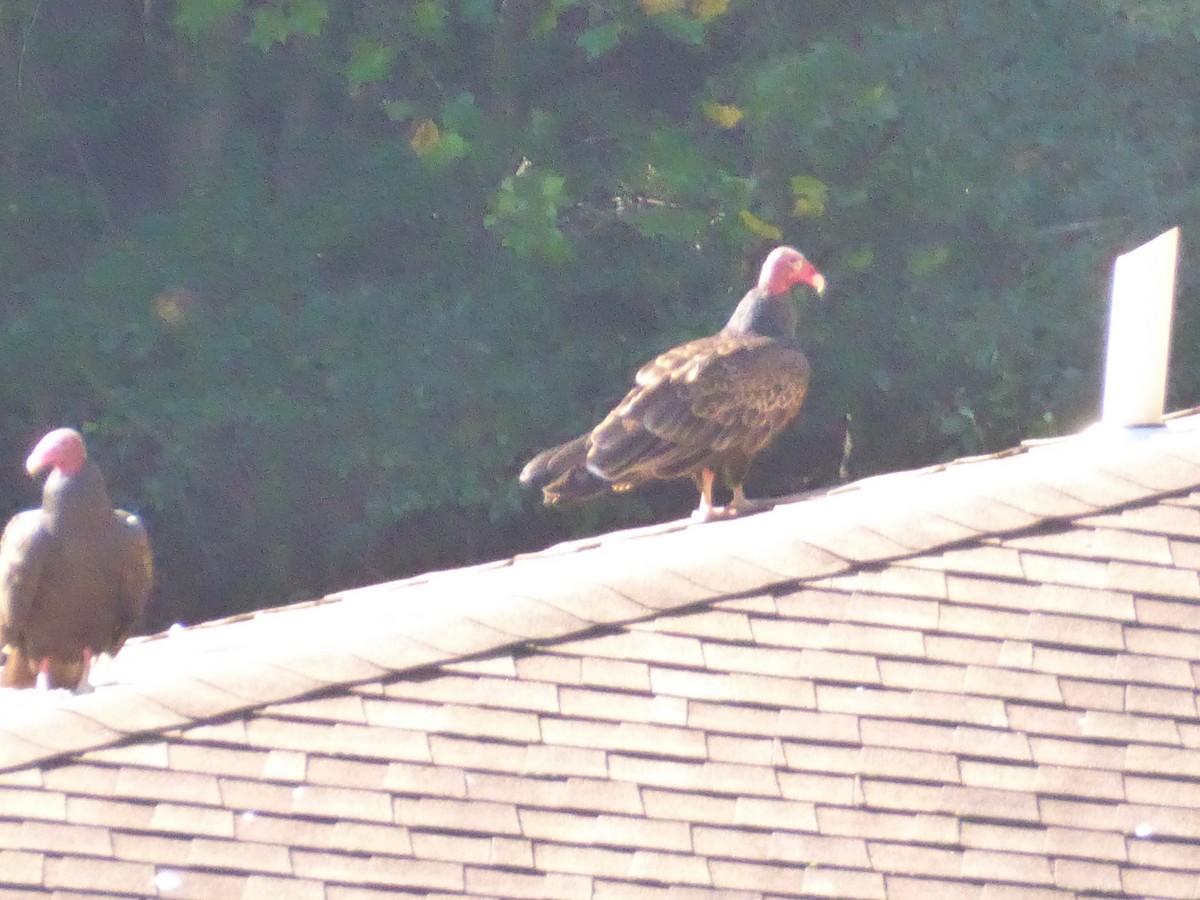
0, 510, 50, 645
110, 510, 153, 652
588, 334, 811, 484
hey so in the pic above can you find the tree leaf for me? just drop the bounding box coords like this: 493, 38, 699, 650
174, 0, 243, 40
653, 12, 706, 44
442, 92, 483, 135
346, 39, 396, 93
702, 101, 744, 129
431, 130, 469, 163
739, 210, 783, 240
410, 119, 441, 157
692, 0, 730, 21
289, 0, 327, 37
790, 175, 828, 217
246, 7, 291, 51
245, 0, 327, 48
577, 22, 621, 59
413, 0, 449, 44
639, 0, 684, 12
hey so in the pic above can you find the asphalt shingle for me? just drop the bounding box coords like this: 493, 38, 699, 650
2, 416, 1200, 896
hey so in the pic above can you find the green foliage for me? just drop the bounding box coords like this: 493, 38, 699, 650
345, 39, 396, 93
2, 0, 1200, 624
173, 0, 244, 41
485, 166, 572, 260
577, 22, 622, 59
247, 0, 329, 50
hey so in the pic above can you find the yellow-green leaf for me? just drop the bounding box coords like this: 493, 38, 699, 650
410, 119, 441, 157
639, 0, 684, 12
413, 0, 448, 41
702, 101, 743, 129
153, 289, 194, 327
790, 175, 828, 218
859, 83, 888, 105
534, 0, 576, 38
692, 0, 729, 20
739, 210, 783, 240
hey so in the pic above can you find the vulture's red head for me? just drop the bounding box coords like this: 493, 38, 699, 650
758, 246, 826, 297
26, 428, 87, 479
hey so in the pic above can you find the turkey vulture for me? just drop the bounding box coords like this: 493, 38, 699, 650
0, 428, 153, 691
520, 246, 826, 520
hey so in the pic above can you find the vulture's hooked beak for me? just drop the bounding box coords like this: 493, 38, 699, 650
796, 258, 826, 297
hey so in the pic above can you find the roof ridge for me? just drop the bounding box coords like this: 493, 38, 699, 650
2, 422, 1200, 772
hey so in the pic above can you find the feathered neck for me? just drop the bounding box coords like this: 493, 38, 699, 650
722, 286, 798, 341
42, 460, 112, 534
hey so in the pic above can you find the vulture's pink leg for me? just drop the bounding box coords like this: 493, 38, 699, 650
35, 658, 51, 692
692, 469, 719, 522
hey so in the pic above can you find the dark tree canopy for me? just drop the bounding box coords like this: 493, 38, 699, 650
0, 0, 1196, 628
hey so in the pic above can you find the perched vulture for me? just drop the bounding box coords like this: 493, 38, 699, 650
0, 428, 153, 691
520, 246, 826, 520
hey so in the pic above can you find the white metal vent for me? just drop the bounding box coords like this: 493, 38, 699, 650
1101, 227, 1180, 428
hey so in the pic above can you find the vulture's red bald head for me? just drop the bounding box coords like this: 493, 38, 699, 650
26, 428, 87, 478
758, 246, 826, 297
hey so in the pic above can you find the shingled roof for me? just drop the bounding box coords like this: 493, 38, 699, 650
2, 412, 1200, 899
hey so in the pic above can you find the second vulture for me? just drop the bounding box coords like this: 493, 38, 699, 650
520, 245, 826, 520
0, 428, 153, 691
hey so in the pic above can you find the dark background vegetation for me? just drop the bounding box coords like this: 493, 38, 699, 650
0, 0, 1196, 629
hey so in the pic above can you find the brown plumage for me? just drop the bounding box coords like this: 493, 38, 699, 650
0, 428, 153, 691
520, 246, 826, 520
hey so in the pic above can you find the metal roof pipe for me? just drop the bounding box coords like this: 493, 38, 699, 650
1101, 227, 1180, 428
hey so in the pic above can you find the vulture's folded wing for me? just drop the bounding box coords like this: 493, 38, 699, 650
112, 510, 153, 651
588, 335, 811, 482
0, 510, 50, 644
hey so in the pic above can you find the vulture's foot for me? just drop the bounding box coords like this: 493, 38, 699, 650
727, 497, 773, 517
691, 495, 773, 523
74, 649, 95, 694
35, 658, 51, 692
690, 503, 740, 523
